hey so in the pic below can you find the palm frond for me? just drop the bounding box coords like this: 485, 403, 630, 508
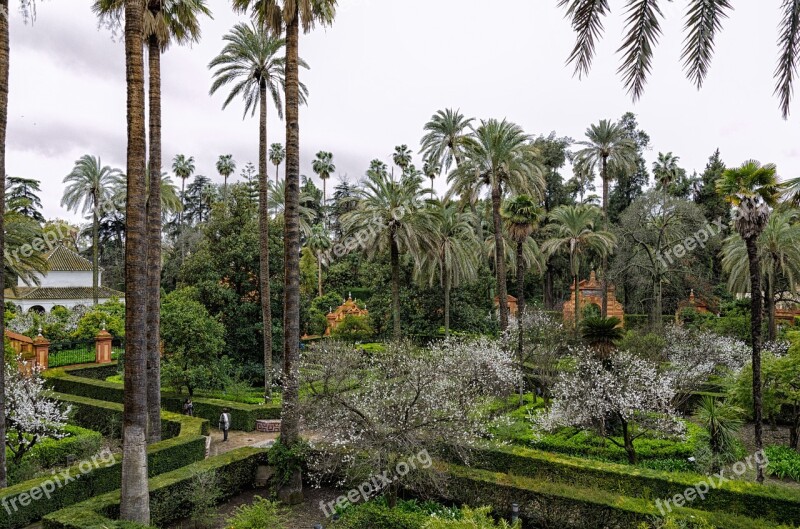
775, 0, 800, 119
559, 0, 611, 79
617, 0, 665, 101
681, 0, 732, 89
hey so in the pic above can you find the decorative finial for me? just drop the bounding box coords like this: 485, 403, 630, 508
101, 320, 107, 331
37, 326, 43, 337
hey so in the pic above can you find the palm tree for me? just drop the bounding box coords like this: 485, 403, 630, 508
267, 178, 315, 236
62, 155, 122, 305
120, 0, 149, 522
653, 151, 680, 201
716, 159, 781, 483
392, 144, 412, 174
209, 22, 298, 402
94, 0, 212, 449
306, 224, 331, 297
559, 1, 800, 117
233, 0, 335, 504
341, 165, 436, 340
172, 154, 195, 219
574, 119, 636, 317
541, 205, 616, 329
423, 160, 438, 196
448, 119, 545, 331
420, 108, 474, 172
216, 154, 236, 199
722, 209, 800, 341
414, 201, 480, 336
269, 142, 285, 187
311, 150, 335, 207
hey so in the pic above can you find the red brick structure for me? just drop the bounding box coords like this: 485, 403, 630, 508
325, 294, 369, 336
95, 328, 113, 364
493, 295, 519, 318
562, 271, 624, 326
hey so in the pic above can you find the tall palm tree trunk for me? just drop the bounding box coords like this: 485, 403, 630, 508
746, 237, 765, 483
574, 271, 580, 329
258, 80, 272, 400
767, 263, 776, 341
120, 0, 150, 523
146, 32, 162, 444
443, 268, 451, 337
317, 251, 323, 298
0, 0, 8, 488
491, 181, 509, 331
93, 190, 100, 306
600, 157, 610, 317
390, 231, 401, 340
516, 241, 525, 358
279, 12, 303, 505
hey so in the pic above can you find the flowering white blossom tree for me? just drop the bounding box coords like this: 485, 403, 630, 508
532, 347, 685, 464
662, 326, 750, 409
302, 338, 520, 506
4, 361, 70, 463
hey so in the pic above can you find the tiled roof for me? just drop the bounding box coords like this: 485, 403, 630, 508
4, 287, 124, 300
45, 245, 96, 272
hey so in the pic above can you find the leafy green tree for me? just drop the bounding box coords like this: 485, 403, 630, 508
449, 119, 544, 331
542, 205, 616, 328
330, 314, 373, 343
341, 164, 436, 340
765, 338, 800, 449
4, 210, 47, 288
607, 112, 650, 223
559, 0, 800, 117
717, 159, 781, 483
62, 155, 122, 305
73, 299, 126, 341
160, 288, 225, 396
574, 119, 636, 317
414, 201, 480, 336
5, 176, 44, 222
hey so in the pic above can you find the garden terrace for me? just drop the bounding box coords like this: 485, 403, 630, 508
0, 393, 208, 529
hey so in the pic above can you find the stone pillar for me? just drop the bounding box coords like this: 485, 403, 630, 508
95, 329, 113, 364
33, 333, 50, 370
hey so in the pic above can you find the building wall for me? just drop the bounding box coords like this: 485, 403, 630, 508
16, 297, 123, 313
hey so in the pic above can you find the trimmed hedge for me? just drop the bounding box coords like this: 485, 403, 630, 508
0, 394, 209, 529
449, 443, 800, 526
42, 447, 266, 529
331, 503, 430, 529
8, 425, 103, 471
45, 366, 280, 432
438, 463, 791, 529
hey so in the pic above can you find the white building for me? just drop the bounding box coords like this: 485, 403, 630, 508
5, 244, 124, 313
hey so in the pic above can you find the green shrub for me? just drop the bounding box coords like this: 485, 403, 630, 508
424, 506, 519, 528
72, 299, 125, 341
332, 502, 429, 529
9, 425, 103, 472
225, 496, 285, 529
331, 315, 374, 343
765, 445, 800, 482
186, 470, 221, 529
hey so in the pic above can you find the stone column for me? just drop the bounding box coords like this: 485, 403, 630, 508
95, 329, 113, 364
33, 332, 50, 370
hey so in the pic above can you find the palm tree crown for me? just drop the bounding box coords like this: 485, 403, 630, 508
420, 108, 474, 172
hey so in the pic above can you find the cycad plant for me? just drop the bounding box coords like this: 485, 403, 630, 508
694, 396, 744, 474
580, 316, 624, 360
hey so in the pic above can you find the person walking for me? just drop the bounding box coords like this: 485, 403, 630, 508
183, 398, 194, 417
219, 407, 231, 442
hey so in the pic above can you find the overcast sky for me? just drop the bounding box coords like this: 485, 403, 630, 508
7, 0, 800, 222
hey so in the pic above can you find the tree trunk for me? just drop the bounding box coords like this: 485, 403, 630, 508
390, 230, 401, 340
0, 0, 8, 488
317, 250, 323, 298
544, 261, 554, 310
767, 262, 776, 341
516, 240, 526, 360
652, 274, 662, 331
93, 189, 99, 306
279, 11, 303, 505
492, 181, 509, 330
146, 33, 162, 444
443, 268, 451, 337
746, 236, 765, 483
601, 156, 609, 317
258, 80, 273, 400
622, 420, 637, 464
120, 0, 151, 523
574, 273, 580, 329
790, 403, 798, 451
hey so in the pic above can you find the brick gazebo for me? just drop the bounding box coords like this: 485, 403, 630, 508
563, 271, 624, 326
325, 294, 369, 336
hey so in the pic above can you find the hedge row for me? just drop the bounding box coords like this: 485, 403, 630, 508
449, 443, 800, 526
438, 463, 791, 529
45, 366, 280, 432
41, 447, 266, 529
0, 394, 209, 529
7, 425, 103, 472
331, 503, 430, 529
